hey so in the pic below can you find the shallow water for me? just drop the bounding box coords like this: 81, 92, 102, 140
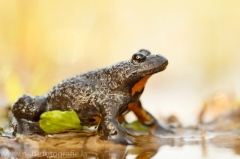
1, 106, 240, 159
153, 131, 240, 159
0, 129, 239, 159
152, 145, 239, 159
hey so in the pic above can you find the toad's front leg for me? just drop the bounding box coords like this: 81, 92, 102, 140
99, 99, 130, 145
128, 100, 173, 134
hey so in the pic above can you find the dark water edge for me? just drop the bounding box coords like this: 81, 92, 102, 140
0, 129, 239, 159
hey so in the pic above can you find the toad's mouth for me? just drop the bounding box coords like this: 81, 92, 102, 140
161, 60, 168, 71
143, 58, 168, 75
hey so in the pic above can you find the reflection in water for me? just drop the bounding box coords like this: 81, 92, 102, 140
0, 130, 240, 159
154, 145, 240, 159
1, 107, 240, 158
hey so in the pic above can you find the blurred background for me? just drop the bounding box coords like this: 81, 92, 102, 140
1, 0, 240, 126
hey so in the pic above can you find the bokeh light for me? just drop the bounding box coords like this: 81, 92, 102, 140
1, 0, 240, 126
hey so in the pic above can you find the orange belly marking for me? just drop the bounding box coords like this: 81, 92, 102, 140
131, 75, 151, 96
128, 102, 152, 122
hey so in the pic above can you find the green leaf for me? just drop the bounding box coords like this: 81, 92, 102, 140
123, 121, 150, 133
39, 110, 82, 133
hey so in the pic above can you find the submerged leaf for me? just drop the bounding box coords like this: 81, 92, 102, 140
123, 121, 150, 133
39, 110, 82, 133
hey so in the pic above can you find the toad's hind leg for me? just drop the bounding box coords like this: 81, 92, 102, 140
128, 100, 172, 134
11, 117, 44, 135
11, 95, 48, 135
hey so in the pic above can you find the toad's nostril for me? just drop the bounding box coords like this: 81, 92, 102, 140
165, 59, 168, 65
163, 56, 168, 64
156, 54, 168, 65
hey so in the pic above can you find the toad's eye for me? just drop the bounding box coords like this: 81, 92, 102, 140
131, 52, 146, 64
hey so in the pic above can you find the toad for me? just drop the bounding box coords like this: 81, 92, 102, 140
11, 49, 169, 144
